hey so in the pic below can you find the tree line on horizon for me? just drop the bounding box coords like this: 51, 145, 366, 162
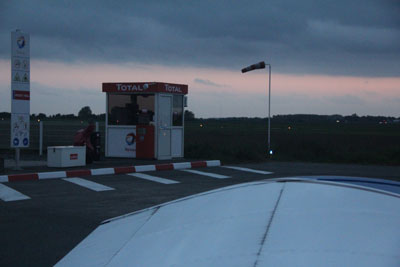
0, 106, 104, 121
0, 106, 398, 124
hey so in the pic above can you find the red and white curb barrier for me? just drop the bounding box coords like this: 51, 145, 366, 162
0, 160, 221, 183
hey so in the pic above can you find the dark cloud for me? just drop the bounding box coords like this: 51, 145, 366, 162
1, 0, 399, 76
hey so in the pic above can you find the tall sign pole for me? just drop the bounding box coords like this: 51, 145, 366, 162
11, 29, 30, 169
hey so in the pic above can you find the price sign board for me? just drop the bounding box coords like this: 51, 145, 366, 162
11, 30, 30, 148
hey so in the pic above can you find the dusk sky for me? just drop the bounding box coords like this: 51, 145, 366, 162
1, 0, 399, 117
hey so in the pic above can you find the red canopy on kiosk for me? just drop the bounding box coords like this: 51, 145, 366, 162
102, 82, 188, 95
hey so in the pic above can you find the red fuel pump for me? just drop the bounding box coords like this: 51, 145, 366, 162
136, 125, 155, 159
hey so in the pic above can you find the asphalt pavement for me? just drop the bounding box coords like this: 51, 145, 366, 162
1, 160, 399, 266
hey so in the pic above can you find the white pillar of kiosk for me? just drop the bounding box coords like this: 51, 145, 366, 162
102, 82, 188, 160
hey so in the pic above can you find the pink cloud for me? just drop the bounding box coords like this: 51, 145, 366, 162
0, 59, 399, 116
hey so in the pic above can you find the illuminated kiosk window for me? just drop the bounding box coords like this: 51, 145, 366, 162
108, 94, 155, 125
103, 82, 188, 160
173, 95, 183, 126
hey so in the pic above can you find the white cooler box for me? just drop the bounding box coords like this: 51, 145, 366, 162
47, 146, 86, 167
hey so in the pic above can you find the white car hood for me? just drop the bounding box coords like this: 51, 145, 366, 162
56, 179, 400, 267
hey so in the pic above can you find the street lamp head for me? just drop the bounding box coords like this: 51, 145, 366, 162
241, 61, 266, 73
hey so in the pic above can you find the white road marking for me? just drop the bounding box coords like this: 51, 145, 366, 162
172, 162, 192, 170
128, 173, 180, 184
222, 166, 273, 175
135, 165, 156, 172
62, 178, 115, 192
38, 171, 67, 179
181, 169, 230, 179
91, 168, 115, 176
206, 160, 221, 167
0, 183, 30, 202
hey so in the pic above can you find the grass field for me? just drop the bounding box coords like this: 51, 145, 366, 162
1, 119, 399, 165
184, 119, 400, 165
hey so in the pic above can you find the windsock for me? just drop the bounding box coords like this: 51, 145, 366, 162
241, 61, 266, 73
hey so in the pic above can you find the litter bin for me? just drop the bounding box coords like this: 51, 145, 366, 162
90, 132, 101, 161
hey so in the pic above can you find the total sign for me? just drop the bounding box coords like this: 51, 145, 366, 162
11, 30, 30, 148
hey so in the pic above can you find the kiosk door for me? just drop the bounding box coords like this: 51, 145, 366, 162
157, 95, 172, 159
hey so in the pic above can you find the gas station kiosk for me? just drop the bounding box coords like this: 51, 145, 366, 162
102, 82, 188, 160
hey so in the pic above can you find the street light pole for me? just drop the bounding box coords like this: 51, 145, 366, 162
241, 61, 272, 157
266, 63, 271, 155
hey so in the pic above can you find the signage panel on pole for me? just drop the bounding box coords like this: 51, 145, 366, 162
10, 113, 30, 147
11, 30, 30, 148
